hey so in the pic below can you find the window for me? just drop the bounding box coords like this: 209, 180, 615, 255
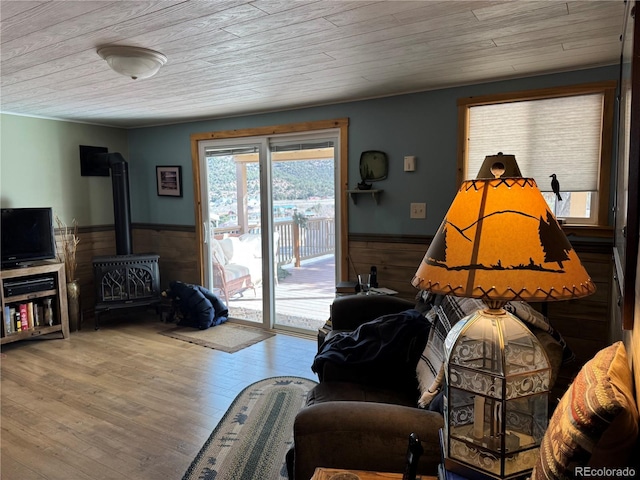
458, 82, 616, 226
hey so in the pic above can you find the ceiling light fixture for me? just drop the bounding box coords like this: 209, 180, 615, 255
97, 46, 167, 80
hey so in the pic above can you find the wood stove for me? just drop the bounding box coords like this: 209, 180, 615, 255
91, 153, 161, 328
93, 253, 161, 328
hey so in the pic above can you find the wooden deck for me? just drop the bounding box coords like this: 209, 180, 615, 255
226, 255, 335, 332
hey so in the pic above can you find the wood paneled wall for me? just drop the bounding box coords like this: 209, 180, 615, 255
56, 227, 116, 329
132, 225, 199, 288
347, 235, 431, 302
541, 247, 614, 402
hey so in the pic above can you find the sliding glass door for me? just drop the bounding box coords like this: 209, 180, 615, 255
197, 131, 339, 333
269, 139, 336, 331
201, 140, 267, 326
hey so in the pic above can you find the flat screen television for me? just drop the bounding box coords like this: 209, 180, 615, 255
1, 207, 56, 268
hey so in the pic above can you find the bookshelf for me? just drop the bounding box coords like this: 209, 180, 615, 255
1, 262, 70, 345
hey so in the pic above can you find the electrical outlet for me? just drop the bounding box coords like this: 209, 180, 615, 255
410, 202, 426, 219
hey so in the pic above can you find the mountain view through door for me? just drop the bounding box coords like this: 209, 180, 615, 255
204, 141, 336, 334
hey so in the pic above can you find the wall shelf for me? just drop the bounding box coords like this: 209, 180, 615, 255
347, 189, 382, 204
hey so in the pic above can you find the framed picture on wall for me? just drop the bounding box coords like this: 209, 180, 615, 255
156, 166, 182, 197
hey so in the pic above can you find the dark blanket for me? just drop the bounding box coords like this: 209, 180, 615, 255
311, 309, 430, 376
165, 280, 229, 330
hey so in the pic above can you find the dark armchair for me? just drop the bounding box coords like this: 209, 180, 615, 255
287, 294, 564, 480
288, 295, 444, 480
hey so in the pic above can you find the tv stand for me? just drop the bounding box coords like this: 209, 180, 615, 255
1, 262, 70, 345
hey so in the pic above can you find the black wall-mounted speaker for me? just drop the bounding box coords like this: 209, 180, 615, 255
79, 145, 109, 176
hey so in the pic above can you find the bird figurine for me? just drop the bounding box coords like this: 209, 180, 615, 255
550, 173, 562, 201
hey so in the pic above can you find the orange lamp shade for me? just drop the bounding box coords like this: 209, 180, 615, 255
411, 177, 596, 302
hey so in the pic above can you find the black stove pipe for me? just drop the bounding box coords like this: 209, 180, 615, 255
95, 152, 133, 255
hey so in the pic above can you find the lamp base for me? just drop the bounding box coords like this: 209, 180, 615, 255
460, 427, 522, 452
439, 428, 533, 480
443, 456, 530, 480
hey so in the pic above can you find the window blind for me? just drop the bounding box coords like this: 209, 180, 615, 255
205, 141, 334, 156
467, 94, 603, 192
270, 141, 334, 152
205, 146, 258, 156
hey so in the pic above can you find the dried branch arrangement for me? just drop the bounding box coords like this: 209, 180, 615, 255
56, 216, 80, 282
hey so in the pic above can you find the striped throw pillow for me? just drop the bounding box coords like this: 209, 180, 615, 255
532, 341, 639, 479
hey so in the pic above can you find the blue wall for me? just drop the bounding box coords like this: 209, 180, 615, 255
128, 65, 618, 236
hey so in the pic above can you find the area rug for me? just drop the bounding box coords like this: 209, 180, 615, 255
159, 322, 275, 353
183, 376, 317, 480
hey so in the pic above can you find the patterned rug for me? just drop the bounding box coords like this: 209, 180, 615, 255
159, 322, 275, 353
183, 376, 317, 480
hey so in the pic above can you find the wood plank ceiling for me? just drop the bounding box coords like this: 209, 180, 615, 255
0, 0, 626, 128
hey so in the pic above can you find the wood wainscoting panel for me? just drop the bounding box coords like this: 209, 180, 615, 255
55, 227, 117, 329
538, 246, 613, 406
348, 235, 431, 301
544, 249, 613, 362
133, 225, 199, 290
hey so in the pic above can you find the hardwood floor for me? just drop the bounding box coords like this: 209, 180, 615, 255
0, 313, 318, 480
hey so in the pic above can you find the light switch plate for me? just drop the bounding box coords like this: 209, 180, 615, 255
410, 202, 426, 219
404, 156, 416, 172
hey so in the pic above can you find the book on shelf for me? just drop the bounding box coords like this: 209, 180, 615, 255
27, 302, 34, 329
14, 308, 21, 332
3, 306, 12, 335
35, 305, 44, 327
19, 304, 28, 331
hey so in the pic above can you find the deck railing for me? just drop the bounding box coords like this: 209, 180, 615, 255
214, 216, 335, 266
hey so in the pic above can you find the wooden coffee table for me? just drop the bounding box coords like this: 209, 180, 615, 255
311, 467, 437, 480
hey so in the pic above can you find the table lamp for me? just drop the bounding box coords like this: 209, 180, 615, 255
411, 160, 595, 479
